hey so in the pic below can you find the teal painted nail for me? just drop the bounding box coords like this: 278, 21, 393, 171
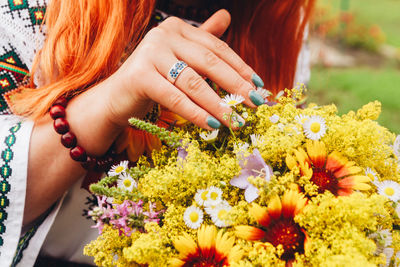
238, 121, 244, 127
207, 116, 221, 129
249, 90, 265, 106
252, 73, 264, 88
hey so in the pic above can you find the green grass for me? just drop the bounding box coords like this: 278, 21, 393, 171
318, 0, 400, 47
309, 66, 400, 134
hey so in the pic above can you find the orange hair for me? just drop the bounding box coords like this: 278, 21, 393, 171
227, 0, 315, 94
13, 0, 314, 119
13, 0, 155, 119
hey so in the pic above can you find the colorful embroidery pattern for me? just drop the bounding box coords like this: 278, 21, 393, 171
0, 122, 21, 247
0, 46, 29, 115
1, 0, 46, 33
11, 224, 38, 266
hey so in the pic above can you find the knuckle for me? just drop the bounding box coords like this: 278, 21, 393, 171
214, 39, 229, 52
236, 61, 250, 75
186, 75, 205, 94
167, 91, 185, 108
235, 76, 249, 92
204, 51, 220, 67
189, 109, 204, 124
145, 27, 165, 41
162, 16, 183, 27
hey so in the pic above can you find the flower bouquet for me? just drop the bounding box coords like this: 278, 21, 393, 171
84, 87, 400, 266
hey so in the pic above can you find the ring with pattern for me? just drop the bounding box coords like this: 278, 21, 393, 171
167, 60, 188, 84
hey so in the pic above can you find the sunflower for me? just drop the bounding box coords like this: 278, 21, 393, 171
115, 105, 187, 162
170, 225, 244, 267
286, 141, 371, 196
235, 190, 307, 261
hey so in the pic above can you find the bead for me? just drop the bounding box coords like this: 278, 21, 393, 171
50, 105, 66, 119
70, 146, 87, 162
61, 132, 77, 148
54, 118, 69, 134
53, 97, 68, 108
81, 156, 96, 170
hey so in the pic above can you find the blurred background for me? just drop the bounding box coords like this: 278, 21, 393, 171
308, 0, 400, 133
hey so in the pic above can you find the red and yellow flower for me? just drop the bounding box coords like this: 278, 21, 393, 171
235, 190, 307, 261
115, 105, 187, 162
286, 141, 371, 196
170, 225, 244, 267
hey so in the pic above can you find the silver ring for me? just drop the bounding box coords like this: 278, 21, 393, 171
167, 60, 188, 84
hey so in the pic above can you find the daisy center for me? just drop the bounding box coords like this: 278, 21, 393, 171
384, 187, 395, 196
310, 122, 321, 133
201, 191, 209, 201
123, 179, 131, 187
227, 100, 238, 105
210, 192, 219, 200
189, 212, 199, 222
115, 166, 124, 173
217, 210, 227, 220
264, 218, 305, 260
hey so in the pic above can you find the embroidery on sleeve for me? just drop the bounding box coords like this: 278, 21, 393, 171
0, 122, 21, 247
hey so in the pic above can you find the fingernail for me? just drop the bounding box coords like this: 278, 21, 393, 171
249, 90, 265, 106
207, 116, 221, 129
252, 73, 264, 88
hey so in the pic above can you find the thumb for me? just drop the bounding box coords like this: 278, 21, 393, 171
199, 9, 231, 37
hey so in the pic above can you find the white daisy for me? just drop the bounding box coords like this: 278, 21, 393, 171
294, 114, 310, 125
194, 189, 210, 206
108, 160, 129, 177
183, 206, 203, 229
269, 114, 280, 124
250, 134, 264, 147
394, 135, 400, 158
208, 202, 232, 227
255, 87, 272, 99
303, 115, 327, 140
117, 173, 137, 192
204, 200, 230, 215
377, 180, 400, 202
204, 186, 223, 207
365, 167, 379, 184
396, 205, 400, 219
220, 94, 245, 107
199, 130, 219, 143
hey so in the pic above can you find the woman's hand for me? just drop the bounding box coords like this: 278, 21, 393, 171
105, 9, 265, 130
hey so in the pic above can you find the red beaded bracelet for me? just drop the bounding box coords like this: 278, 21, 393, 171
50, 97, 116, 172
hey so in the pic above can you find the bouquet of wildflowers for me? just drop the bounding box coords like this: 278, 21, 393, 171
84, 87, 400, 266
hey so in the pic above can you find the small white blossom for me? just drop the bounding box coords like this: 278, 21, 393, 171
108, 161, 129, 177
220, 94, 245, 107
183, 206, 203, 229
269, 114, 280, 124
303, 115, 327, 140
199, 130, 219, 142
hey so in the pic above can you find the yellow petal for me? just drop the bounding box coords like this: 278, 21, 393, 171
286, 154, 297, 170
235, 225, 265, 241
249, 203, 270, 227
173, 233, 197, 258
267, 194, 282, 220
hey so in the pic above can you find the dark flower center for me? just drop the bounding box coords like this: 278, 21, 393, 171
183, 249, 228, 267
311, 167, 339, 194
264, 218, 305, 260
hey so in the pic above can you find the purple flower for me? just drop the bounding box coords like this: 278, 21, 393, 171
177, 145, 188, 160
230, 149, 272, 203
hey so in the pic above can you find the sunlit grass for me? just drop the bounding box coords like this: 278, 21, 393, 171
309, 66, 400, 133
